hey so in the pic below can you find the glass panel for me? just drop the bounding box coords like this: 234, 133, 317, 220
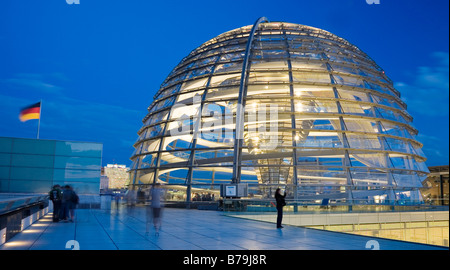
12, 138, 55, 155
139, 139, 161, 154
297, 156, 344, 167
340, 101, 374, 117
392, 170, 423, 188
347, 134, 382, 150
138, 154, 158, 169
143, 109, 169, 127
0, 153, 11, 166
180, 78, 209, 92
0, 166, 10, 180
9, 180, 52, 193
252, 49, 288, 60
205, 86, 239, 101
291, 61, 327, 71
10, 167, 53, 181
143, 123, 166, 139
53, 168, 100, 182
293, 85, 335, 98
219, 51, 245, 62
333, 75, 364, 88
248, 71, 289, 84
291, 71, 330, 84
247, 84, 290, 97
55, 141, 102, 157
338, 89, 371, 102
0, 179, 9, 192
251, 60, 288, 71
290, 51, 322, 60
0, 137, 13, 152
343, 119, 378, 133
210, 73, 241, 87
11, 154, 54, 168
215, 62, 243, 74
297, 134, 344, 148
54, 156, 101, 170
349, 168, 388, 186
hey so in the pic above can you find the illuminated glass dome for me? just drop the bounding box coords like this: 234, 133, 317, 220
129, 18, 429, 204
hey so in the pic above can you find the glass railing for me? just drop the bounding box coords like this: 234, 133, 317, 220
221, 199, 449, 213
221, 199, 449, 247
0, 194, 49, 215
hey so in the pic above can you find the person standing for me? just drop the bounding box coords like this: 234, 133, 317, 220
68, 186, 79, 222
151, 183, 164, 235
59, 185, 68, 221
61, 185, 78, 222
49, 185, 62, 222
275, 188, 287, 229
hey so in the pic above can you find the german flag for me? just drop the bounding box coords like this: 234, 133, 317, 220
19, 102, 41, 122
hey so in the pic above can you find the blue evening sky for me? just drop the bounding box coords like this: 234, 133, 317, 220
0, 0, 448, 167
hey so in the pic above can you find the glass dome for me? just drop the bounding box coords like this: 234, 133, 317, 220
129, 20, 429, 204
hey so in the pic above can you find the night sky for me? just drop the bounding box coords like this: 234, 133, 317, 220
0, 0, 448, 167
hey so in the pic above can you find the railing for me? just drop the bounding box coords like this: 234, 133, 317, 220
221, 199, 449, 213
0, 194, 49, 215
221, 199, 449, 247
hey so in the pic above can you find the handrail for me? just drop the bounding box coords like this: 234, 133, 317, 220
0, 195, 49, 215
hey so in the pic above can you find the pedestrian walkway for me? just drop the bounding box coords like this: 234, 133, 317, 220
1, 206, 447, 250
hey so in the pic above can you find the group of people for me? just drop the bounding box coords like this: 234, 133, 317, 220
192, 192, 215, 202
49, 185, 79, 222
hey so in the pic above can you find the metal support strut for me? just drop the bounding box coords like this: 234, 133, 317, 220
232, 16, 269, 184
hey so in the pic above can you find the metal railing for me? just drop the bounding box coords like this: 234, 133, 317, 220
0, 194, 49, 215
221, 199, 449, 213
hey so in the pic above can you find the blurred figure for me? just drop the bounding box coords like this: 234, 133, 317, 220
59, 185, 68, 221
61, 185, 78, 222
125, 189, 136, 207
149, 183, 164, 235
114, 192, 120, 210
68, 186, 79, 222
49, 185, 62, 222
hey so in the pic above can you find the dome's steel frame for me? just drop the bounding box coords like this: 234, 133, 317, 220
129, 18, 429, 204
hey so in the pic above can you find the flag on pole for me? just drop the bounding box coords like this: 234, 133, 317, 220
19, 102, 41, 122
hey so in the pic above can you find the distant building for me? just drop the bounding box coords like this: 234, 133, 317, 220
0, 137, 102, 194
100, 168, 109, 191
101, 164, 129, 190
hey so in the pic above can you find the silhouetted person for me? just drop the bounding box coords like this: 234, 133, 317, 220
275, 188, 286, 229
49, 185, 62, 222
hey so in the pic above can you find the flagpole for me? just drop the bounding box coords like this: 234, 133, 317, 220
37, 99, 42, 139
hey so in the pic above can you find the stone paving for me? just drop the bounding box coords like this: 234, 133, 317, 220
1, 206, 447, 250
